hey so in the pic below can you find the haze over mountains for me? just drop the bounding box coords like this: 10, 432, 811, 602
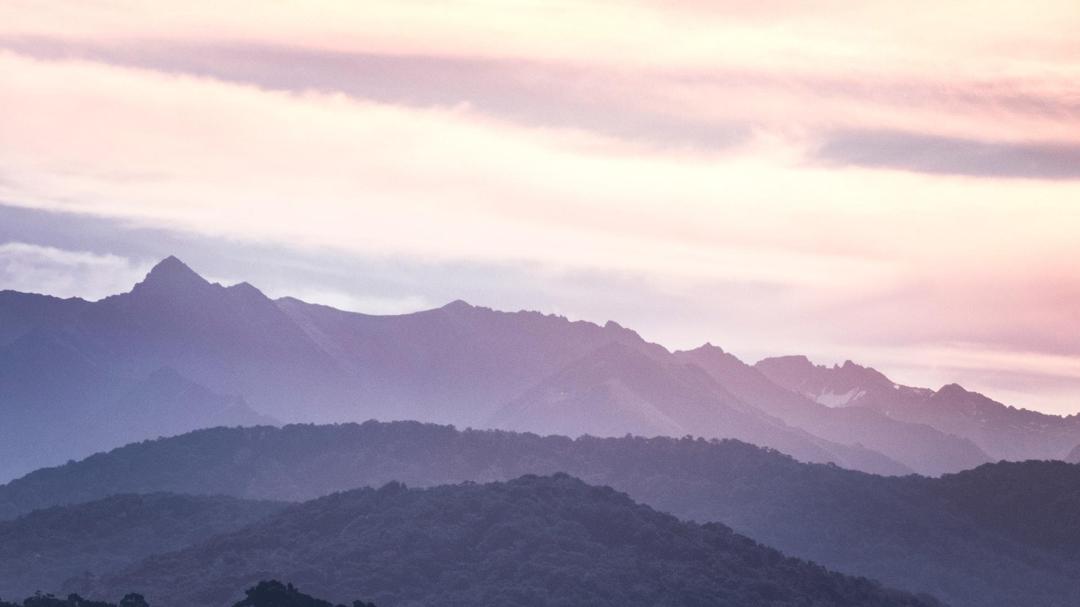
2, 256, 1078, 481
2, 422, 1079, 607
757, 355, 1080, 462
4, 256, 1080, 607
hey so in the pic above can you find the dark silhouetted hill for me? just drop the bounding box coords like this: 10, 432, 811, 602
75, 475, 941, 607
928, 460, 1080, 558
0, 493, 283, 598
0, 581, 366, 607
3, 421, 1080, 607
231, 581, 374, 607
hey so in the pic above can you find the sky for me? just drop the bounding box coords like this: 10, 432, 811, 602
1, 1, 1079, 414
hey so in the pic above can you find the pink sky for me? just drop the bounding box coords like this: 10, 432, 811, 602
1, 1, 1079, 413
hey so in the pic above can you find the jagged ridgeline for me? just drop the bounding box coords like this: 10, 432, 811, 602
9, 256, 1079, 484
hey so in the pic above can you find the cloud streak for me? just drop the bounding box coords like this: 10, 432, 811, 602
0, 242, 151, 300
819, 131, 1080, 179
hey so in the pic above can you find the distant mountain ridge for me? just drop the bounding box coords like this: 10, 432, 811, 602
2, 421, 1079, 607
756, 355, 1080, 461
2, 256, 1044, 478
675, 345, 989, 475
488, 341, 907, 475
0, 301, 273, 481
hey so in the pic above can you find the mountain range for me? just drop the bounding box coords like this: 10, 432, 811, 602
756, 355, 1080, 462
6, 256, 1077, 480
3, 421, 1079, 607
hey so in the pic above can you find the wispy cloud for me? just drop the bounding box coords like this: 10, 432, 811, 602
818, 131, 1080, 179
281, 288, 432, 316
0, 241, 151, 300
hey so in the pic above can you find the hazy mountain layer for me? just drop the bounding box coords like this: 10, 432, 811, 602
756, 355, 1080, 461
676, 345, 989, 475
0, 256, 1017, 478
0, 321, 272, 482
489, 342, 908, 475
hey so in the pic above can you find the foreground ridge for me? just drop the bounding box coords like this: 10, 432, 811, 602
3, 421, 1079, 607
0, 580, 375, 607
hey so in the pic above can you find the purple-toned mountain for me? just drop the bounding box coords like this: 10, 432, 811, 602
0, 319, 272, 481
6, 256, 1069, 479
755, 356, 931, 408
756, 355, 1080, 461
489, 342, 906, 474
274, 293, 664, 425
676, 345, 988, 475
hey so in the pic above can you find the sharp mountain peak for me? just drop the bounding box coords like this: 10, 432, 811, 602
440, 298, 474, 311
134, 256, 211, 292
683, 342, 726, 355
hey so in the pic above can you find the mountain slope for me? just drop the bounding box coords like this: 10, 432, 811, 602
755, 356, 916, 408
74, 475, 941, 607
101, 368, 275, 441
79, 257, 350, 423
3, 421, 1080, 607
0, 321, 272, 481
0, 258, 354, 479
677, 345, 990, 475
0, 493, 283, 598
928, 460, 1080, 558
275, 296, 666, 425
0, 290, 91, 347
492, 342, 908, 474
756, 355, 1080, 461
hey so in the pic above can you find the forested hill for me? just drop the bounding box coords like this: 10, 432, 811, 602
2, 421, 1079, 607
0, 493, 284, 599
76, 475, 941, 607
0, 580, 374, 607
